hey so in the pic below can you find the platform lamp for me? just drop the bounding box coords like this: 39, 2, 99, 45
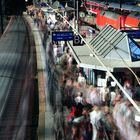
74, 0, 79, 32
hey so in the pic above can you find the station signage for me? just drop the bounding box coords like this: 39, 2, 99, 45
52, 31, 74, 41
73, 34, 85, 46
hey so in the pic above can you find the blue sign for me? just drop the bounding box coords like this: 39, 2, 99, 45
122, 30, 140, 39
129, 38, 140, 61
52, 31, 74, 41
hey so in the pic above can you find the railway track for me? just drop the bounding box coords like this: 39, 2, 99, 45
0, 16, 38, 140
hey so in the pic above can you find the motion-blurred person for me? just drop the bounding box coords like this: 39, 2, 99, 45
103, 106, 120, 140
134, 84, 140, 101
77, 72, 86, 86
102, 87, 111, 106
110, 88, 117, 106
123, 80, 133, 100
53, 43, 58, 64
113, 99, 140, 140
75, 92, 84, 105
89, 86, 101, 106
63, 78, 75, 109
90, 105, 105, 140
67, 54, 73, 70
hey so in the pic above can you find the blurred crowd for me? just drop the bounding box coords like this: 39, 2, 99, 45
57, 47, 140, 140
26, 5, 140, 140
26, 5, 47, 33
48, 6, 140, 140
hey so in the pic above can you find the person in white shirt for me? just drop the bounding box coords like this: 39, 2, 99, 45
89, 87, 101, 106
77, 72, 86, 85
67, 54, 73, 69
90, 105, 105, 140
53, 44, 58, 64
75, 92, 84, 105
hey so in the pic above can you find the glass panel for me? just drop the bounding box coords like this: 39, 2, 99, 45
129, 38, 140, 61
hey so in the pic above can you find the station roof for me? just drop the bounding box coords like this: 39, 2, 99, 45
68, 25, 140, 72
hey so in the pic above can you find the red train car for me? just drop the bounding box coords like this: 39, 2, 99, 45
83, 0, 140, 30
125, 12, 140, 29
97, 10, 126, 29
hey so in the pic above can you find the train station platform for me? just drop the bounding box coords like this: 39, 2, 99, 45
23, 9, 140, 140
23, 13, 55, 140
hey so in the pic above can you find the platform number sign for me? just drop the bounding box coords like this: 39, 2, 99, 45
73, 35, 85, 46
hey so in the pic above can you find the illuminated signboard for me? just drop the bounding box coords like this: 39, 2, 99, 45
52, 31, 74, 41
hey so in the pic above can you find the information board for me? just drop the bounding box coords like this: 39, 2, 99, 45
52, 31, 74, 41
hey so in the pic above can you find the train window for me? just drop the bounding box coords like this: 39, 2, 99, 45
104, 11, 118, 19
129, 38, 140, 61
134, 12, 140, 16
129, 12, 140, 18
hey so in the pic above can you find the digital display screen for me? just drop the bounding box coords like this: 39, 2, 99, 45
52, 31, 74, 41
